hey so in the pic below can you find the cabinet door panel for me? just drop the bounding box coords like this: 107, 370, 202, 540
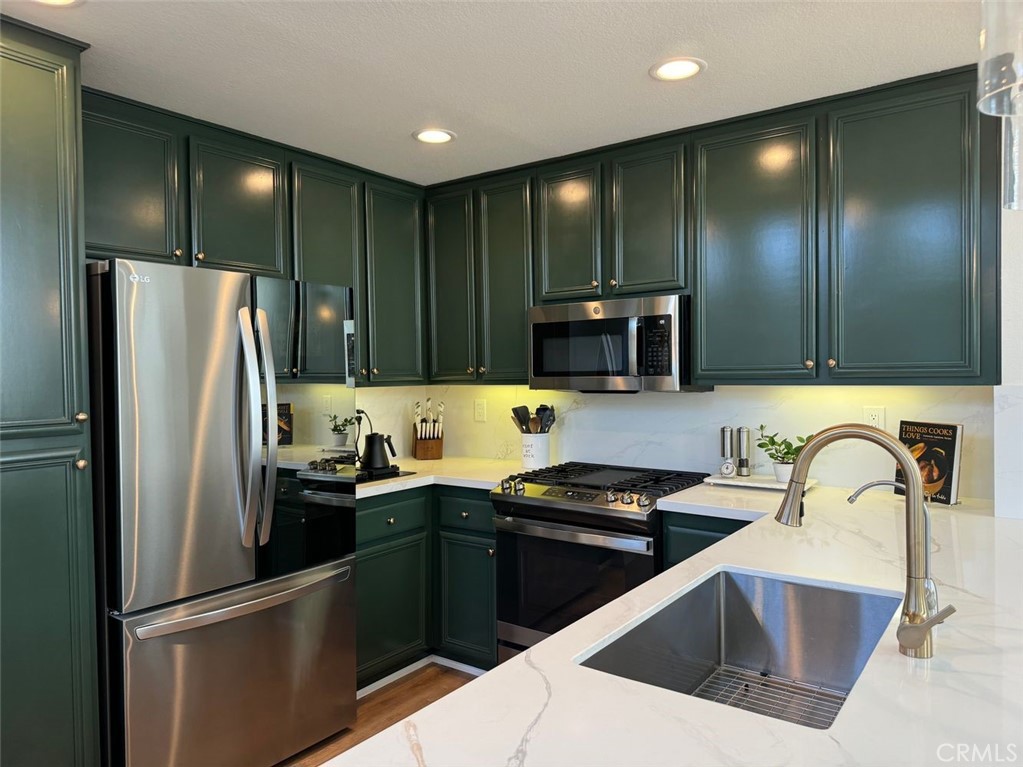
1, 446, 97, 767
0, 35, 88, 439
292, 161, 361, 286
190, 137, 286, 276
478, 176, 532, 383
438, 531, 496, 667
694, 119, 817, 381
83, 112, 180, 262
829, 88, 981, 378
428, 190, 476, 382
365, 183, 426, 384
611, 145, 685, 294
536, 162, 601, 301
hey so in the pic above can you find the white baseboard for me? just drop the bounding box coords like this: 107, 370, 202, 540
355, 655, 486, 699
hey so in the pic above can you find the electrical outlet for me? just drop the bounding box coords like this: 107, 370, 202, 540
474, 399, 487, 423
321, 395, 332, 415
863, 406, 886, 431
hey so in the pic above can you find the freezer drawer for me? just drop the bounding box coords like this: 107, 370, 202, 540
113, 558, 356, 767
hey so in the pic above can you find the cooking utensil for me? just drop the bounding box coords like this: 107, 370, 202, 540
511, 415, 526, 434
512, 406, 531, 433
529, 415, 541, 434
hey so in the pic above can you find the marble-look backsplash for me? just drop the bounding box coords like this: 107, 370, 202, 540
355, 384, 996, 499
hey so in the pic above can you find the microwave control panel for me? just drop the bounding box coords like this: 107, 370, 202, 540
640, 315, 672, 376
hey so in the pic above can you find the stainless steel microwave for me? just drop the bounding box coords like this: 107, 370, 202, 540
528, 295, 689, 392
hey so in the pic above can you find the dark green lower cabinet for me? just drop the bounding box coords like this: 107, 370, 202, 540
437, 531, 496, 668
662, 512, 750, 569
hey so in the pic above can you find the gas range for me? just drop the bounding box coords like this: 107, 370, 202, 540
491, 462, 708, 533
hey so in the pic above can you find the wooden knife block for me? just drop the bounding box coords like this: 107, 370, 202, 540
412, 427, 443, 460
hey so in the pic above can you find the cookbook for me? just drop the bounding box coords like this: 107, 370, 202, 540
893, 420, 963, 505
262, 402, 294, 446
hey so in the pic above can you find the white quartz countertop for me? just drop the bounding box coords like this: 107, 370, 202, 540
355, 457, 521, 498
327, 486, 1022, 767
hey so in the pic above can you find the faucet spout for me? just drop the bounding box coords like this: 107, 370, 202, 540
772, 423, 952, 659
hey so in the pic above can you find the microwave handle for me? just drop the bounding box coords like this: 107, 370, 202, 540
628, 317, 639, 376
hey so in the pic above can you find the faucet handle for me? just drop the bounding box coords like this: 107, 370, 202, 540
897, 603, 957, 650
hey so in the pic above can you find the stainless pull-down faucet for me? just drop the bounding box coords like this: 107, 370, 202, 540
775, 423, 955, 659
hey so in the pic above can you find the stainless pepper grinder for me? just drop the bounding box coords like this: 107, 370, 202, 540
736, 426, 751, 477
720, 426, 736, 477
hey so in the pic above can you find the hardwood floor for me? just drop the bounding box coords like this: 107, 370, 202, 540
280, 664, 477, 767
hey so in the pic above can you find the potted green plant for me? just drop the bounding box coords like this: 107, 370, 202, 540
326, 414, 356, 446
757, 425, 814, 482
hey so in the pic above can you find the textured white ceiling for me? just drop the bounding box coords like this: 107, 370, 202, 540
5, 1, 981, 186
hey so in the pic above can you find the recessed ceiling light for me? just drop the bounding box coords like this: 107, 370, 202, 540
32, 0, 82, 6
649, 57, 706, 82
413, 129, 456, 144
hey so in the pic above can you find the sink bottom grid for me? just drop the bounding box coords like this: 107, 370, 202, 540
691, 664, 847, 730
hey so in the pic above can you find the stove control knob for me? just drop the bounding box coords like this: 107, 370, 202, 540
514, 479, 526, 495
501, 478, 513, 494
621, 491, 635, 505
637, 494, 651, 507
605, 490, 618, 503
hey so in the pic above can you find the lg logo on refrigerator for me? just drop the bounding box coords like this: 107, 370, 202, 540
129, 273, 151, 284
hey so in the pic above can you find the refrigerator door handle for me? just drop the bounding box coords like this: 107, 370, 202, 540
238, 307, 261, 548
133, 565, 352, 640
255, 308, 278, 547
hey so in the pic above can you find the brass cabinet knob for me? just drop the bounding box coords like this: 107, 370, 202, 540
386, 517, 396, 525
461, 511, 470, 519
195, 251, 206, 261
466, 366, 474, 374
74, 411, 89, 423
827, 358, 837, 368
478, 366, 487, 374
487, 548, 495, 557
590, 280, 598, 288
74, 458, 88, 471
360, 368, 368, 376
291, 368, 298, 375
804, 359, 815, 369
280, 486, 288, 495
609, 279, 618, 288
371, 367, 380, 375
172, 248, 183, 259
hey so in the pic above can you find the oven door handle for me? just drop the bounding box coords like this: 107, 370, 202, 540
494, 516, 653, 555
299, 489, 357, 509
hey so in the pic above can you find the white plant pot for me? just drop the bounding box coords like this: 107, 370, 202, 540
332, 432, 349, 447
773, 462, 794, 483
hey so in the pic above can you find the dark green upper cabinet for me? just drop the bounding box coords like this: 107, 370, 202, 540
427, 189, 476, 382
536, 160, 602, 301
291, 157, 362, 286
827, 83, 987, 380
693, 117, 817, 383
82, 109, 183, 263
610, 143, 686, 295
189, 135, 287, 276
0, 24, 90, 441
365, 181, 426, 384
476, 175, 532, 382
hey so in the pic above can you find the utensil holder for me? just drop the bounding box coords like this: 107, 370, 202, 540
412, 427, 443, 460
521, 433, 550, 469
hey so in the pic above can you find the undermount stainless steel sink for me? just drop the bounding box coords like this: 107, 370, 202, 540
578, 568, 901, 729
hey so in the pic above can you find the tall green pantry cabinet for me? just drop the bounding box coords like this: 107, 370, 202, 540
0, 18, 99, 767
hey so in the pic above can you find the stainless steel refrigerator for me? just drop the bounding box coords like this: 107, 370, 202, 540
87, 259, 357, 767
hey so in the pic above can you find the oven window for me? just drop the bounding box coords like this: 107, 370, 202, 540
532, 318, 630, 377
496, 530, 655, 637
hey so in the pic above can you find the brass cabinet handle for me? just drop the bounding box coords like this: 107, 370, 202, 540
609, 279, 618, 288
195, 251, 206, 261
386, 517, 396, 525
466, 366, 474, 374
827, 358, 837, 368
372, 367, 380, 375
74, 458, 88, 471
461, 511, 470, 519
74, 411, 89, 423
487, 548, 495, 557
590, 280, 598, 288
478, 366, 487, 374
360, 368, 368, 376
172, 248, 183, 259
804, 359, 815, 369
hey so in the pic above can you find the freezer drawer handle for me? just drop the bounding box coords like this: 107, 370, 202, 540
134, 565, 352, 640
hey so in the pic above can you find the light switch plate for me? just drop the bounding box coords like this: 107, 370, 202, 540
321, 395, 332, 415
474, 399, 487, 423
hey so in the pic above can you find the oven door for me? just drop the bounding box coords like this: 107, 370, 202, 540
494, 516, 657, 660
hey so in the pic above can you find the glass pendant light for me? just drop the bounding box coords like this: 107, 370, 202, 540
978, 1, 1022, 116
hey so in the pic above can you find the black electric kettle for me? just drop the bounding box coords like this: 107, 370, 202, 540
355, 409, 396, 471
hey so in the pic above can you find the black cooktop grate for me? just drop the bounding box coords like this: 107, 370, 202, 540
511, 462, 708, 499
